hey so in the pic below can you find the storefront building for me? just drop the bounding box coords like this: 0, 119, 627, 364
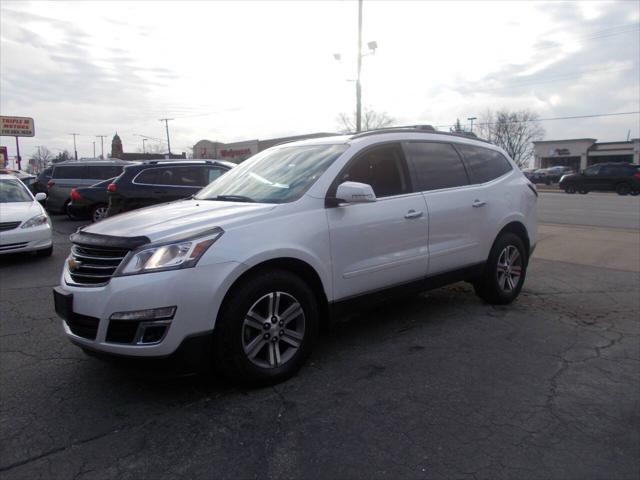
193, 132, 336, 163
533, 138, 639, 170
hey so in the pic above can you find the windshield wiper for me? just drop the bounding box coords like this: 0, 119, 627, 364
210, 195, 256, 203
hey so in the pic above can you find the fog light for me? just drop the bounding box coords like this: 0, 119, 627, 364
110, 306, 176, 321
141, 325, 167, 344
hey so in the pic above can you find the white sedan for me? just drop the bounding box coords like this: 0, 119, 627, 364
0, 174, 53, 256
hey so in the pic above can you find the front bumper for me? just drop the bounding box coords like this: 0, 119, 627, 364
55, 260, 241, 357
0, 224, 52, 254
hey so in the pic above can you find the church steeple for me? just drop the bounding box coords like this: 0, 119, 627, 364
111, 132, 123, 158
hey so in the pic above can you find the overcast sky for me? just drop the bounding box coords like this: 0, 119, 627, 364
1, 0, 639, 160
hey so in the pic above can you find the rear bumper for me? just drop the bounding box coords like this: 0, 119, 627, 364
67, 203, 92, 218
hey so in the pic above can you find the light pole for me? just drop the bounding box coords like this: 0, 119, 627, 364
159, 118, 173, 155
467, 117, 477, 133
92, 141, 96, 158
69, 133, 79, 160
334, 0, 376, 133
96, 135, 107, 159
142, 138, 147, 154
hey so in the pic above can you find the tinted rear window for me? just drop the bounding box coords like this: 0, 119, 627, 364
88, 165, 124, 180
457, 145, 513, 184
134, 166, 208, 187
404, 142, 469, 191
52, 166, 87, 179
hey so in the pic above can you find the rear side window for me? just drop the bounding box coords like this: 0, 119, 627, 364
88, 165, 124, 180
206, 167, 225, 184
456, 145, 513, 184
134, 166, 208, 187
339, 144, 411, 198
404, 142, 469, 191
52, 166, 87, 179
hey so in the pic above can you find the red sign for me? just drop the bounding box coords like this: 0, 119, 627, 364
220, 148, 252, 159
0, 146, 7, 167
0, 116, 35, 137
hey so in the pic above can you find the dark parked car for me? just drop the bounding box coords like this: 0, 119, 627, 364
531, 166, 575, 184
559, 162, 640, 195
106, 159, 235, 216
0, 168, 37, 191
31, 167, 53, 194
67, 178, 114, 222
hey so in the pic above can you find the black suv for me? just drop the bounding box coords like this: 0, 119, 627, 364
559, 162, 640, 195
106, 160, 235, 216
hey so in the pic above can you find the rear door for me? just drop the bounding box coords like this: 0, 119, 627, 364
404, 141, 491, 274
581, 165, 601, 190
326, 143, 429, 300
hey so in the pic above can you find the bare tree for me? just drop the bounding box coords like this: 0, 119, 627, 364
337, 107, 395, 133
477, 109, 544, 168
29, 146, 53, 173
137, 142, 167, 154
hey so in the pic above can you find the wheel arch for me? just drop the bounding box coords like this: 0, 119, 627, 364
217, 257, 330, 329
496, 221, 531, 261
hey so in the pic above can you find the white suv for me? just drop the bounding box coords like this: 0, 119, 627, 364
54, 127, 537, 385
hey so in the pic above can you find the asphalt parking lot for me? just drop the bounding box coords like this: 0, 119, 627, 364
1, 193, 639, 479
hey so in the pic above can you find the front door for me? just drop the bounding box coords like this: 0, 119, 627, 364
326, 144, 429, 301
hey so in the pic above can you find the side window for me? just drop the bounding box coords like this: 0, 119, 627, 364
88, 165, 123, 180
599, 165, 616, 176
168, 167, 206, 187
52, 166, 87, 179
339, 144, 411, 198
404, 142, 469, 191
134, 168, 161, 185
584, 165, 600, 176
206, 167, 225, 184
456, 144, 513, 184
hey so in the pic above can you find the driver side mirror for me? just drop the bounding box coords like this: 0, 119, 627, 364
35, 192, 47, 202
335, 181, 377, 204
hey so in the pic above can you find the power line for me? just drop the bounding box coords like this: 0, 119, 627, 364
434, 111, 640, 129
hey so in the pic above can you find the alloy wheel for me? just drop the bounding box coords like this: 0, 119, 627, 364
496, 245, 522, 293
92, 206, 108, 222
242, 292, 305, 369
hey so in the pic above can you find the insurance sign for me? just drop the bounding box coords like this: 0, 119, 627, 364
0, 116, 35, 137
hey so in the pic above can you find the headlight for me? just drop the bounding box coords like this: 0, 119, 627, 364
21, 214, 50, 229
116, 228, 223, 276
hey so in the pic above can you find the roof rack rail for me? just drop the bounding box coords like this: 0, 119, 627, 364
349, 125, 491, 143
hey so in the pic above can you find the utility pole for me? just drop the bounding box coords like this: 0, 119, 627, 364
159, 118, 173, 155
15, 136, 22, 170
96, 135, 107, 159
142, 138, 147, 154
356, 0, 363, 133
69, 133, 79, 160
92, 141, 96, 158
467, 117, 477, 133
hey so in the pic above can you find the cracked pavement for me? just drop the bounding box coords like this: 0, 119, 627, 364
0, 213, 639, 479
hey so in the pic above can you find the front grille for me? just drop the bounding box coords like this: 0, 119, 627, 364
0, 241, 28, 251
0, 221, 21, 232
69, 244, 129, 285
66, 313, 99, 340
106, 320, 140, 344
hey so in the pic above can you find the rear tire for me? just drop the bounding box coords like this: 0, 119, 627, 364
578, 188, 588, 194
65, 202, 82, 220
213, 269, 319, 387
473, 233, 527, 305
616, 183, 631, 196
630, 188, 640, 196
564, 185, 576, 194
91, 204, 108, 223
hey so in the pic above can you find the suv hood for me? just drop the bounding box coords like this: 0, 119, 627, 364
82, 199, 276, 243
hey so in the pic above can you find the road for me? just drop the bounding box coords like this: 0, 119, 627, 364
0, 199, 639, 479
538, 191, 640, 230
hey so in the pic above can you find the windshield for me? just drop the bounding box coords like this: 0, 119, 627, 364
195, 143, 348, 203
0, 179, 33, 203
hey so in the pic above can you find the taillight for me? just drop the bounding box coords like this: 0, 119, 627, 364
70, 188, 81, 201
47, 180, 55, 188
107, 183, 117, 193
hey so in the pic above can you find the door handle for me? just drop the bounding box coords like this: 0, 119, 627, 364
472, 200, 487, 208
404, 209, 423, 219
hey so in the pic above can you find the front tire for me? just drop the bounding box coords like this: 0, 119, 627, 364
36, 245, 53, 257
213, 269, 319, 387
578, 188, 588, 194
473, 233, 527, 305
564, 185, 576, 194
616, 183, 631, 196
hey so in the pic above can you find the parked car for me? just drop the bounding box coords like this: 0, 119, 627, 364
46, 160, 135, 217
106, 160, 234, 217
31, 167, 53, 194
531, 166, 574, 184
521, 167, 537, 180
559, 162, 640, 195
0, 168, 37, 191
53, 127, 537, 386
0, 174, 52, 256
67, 178, 115, 223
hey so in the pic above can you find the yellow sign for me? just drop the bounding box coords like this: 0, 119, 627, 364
1, 116, 35, 137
